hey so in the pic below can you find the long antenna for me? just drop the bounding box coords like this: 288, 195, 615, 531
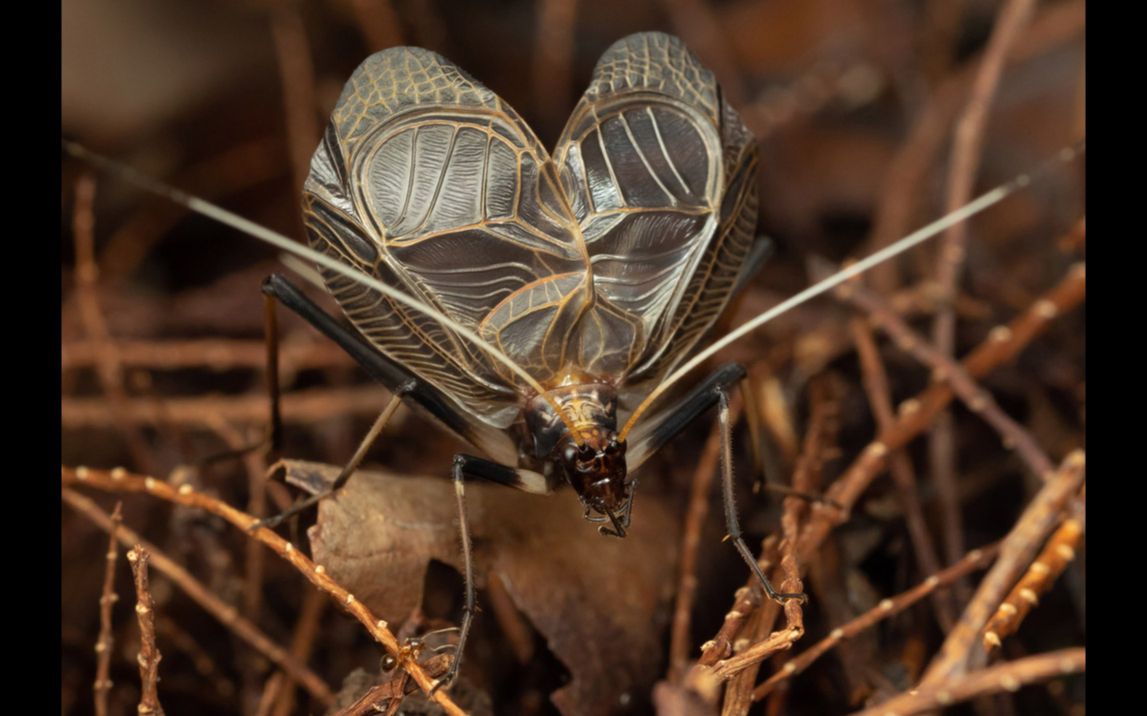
62, 140, 573, 422
619, 140, 1084, 442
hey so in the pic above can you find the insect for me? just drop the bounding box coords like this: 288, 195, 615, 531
64, 28, 1082, 697
256, 32, 804, 685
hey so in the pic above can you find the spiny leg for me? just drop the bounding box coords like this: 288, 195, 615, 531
252, 384, 409, 530
431, 454, 480, 693
428, 453, 556, 692
716, 387, 807, 605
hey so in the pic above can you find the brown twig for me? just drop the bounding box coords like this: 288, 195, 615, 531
745, 58, 885, 139
71, 173, 155, 475
62, 488, 335, 706
754, 543, 999, 701
62, 338, 354, 374
797, 261, 1084, 567
849, 318, 954, 629
267, 589, 328, 716
866, 0, 1084, 293
154, 616, 235, 699
983, 489, 1085, 653
127, 545, 165, 716
930, 0, 1036, 587
713, 383, 837, 713
696, 537, 778, 670
840, 280, 1057, 480
62, 386, 396, 428
919, 451, 1085, 686
61, 467, 465, 715
669, 398, 740, 682
852, 647, 1084, 716
269, 0, 320, 204
533, 0, 578, 133
93, 502, 122, 716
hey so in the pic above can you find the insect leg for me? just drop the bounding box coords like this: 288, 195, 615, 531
716, 387, 807, 605
263, 290, 284, 460
254, 387, 408, 530
431, 453, 559, 692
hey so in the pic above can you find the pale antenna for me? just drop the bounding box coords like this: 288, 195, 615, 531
619, 141, 1084, 441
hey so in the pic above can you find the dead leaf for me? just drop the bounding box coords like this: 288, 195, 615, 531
286, 460, 680, 714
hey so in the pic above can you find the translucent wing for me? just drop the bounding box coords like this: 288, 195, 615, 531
553, 33, 762, 392
303, 47, 636, 445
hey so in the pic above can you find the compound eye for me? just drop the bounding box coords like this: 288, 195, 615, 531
604, 440, 619, 457
562, 443, 579, 464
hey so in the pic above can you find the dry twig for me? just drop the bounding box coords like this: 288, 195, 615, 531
62, 488, 335, 706
62, 386, 394, 428
754, 543, 999, 701
839, 280, 1056, 479
919, 450, 1085, 686
797, 261, 1084, 567
930, 0, 1037, 586
72, 173, 154, 475
61, 467, 465, 715
852, 648, 1084, 716
127, 545, 165, 716
93, 502, 122, 716
983, 489, 1085, 653
849, 318, 953, 628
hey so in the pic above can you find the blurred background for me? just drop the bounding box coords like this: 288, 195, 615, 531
62, 1, 1084, 714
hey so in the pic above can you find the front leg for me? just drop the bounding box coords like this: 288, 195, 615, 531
715, 387, 807, 605
433, 453, 558, 692
626, 362, 806, 605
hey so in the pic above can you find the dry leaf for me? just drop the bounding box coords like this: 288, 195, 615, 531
286, 460, 680, 714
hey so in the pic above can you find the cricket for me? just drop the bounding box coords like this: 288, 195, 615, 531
62, 3, 1085, 714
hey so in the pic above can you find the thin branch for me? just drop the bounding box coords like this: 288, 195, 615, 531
866, 0, 1083, 293
930, 0, 1037, 589
62, 338, 354, 374
754, 543, 999, 701
697, 537, 778, 668
62, 488, 335, 706
711, 383, 837, 712
93, 502, 122, 716
533, 0, 578, 132
839, 281, 1057, 480
269, 0, 319, 204
61, 467, 466, 715
711, 624, 802, 682
155, 616, 235, 699
983, 489, 1085, 653
797, 261, 1084, 567
852, 648, 1084, 716
268, 589, 328, 716
62, 386, 395, 428
127, 545, 165, 716
849, 318, 954, 629
919, 451, 1085, 686
71, 172, 155, 474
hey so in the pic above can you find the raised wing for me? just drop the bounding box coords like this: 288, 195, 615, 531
554, 33, 762, 392
303, 47, 639, 440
